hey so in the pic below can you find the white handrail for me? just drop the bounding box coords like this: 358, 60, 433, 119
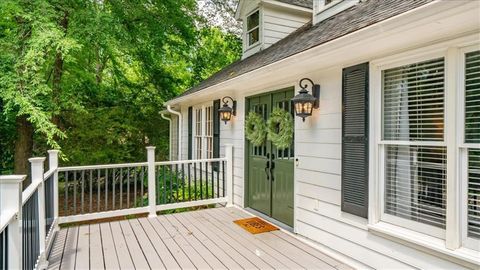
58, 161, 148, 171
0, 210, 16, 233
154, 157, 227, 166
22, 180, 42, 206
43, 168, 56, 180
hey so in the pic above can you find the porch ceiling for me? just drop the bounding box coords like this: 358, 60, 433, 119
47, 207, 352, 269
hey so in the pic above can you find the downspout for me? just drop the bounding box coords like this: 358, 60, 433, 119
167, 105, 182, 160
160, 112, 172, 160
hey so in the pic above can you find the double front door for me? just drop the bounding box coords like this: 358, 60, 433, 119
247, 89, 294, 227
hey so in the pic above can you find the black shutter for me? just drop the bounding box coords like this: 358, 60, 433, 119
342, 62, 369, 218
213, 99, 221, 171
188, 106, 193, 160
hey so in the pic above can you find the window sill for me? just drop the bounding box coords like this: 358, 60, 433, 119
368, 222, 480, 267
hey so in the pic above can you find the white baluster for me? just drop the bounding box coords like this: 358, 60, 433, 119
146, 146, 157, 217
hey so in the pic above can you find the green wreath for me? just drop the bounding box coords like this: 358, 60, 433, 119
267, 107, 294, 150
245, 111, 267, 146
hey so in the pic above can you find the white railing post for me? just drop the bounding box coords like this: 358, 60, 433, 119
48, 150, 60, 219
225, 144, 234, 207
146, 146, 157, 217
0, 175, 25, 270
30, 157, 46, 257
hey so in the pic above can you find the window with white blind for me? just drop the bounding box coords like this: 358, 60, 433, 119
463, 49, 480, 244
205, 106, 213, 159
381, 57, 446, 237
193, 105, 213, 160
195, 108, 203, 159
372, 38, 480, 257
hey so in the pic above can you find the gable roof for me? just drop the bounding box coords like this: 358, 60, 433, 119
275, 0, 313, 9
174, 0, 433, 101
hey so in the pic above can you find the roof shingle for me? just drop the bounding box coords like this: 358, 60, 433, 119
175, 0, 433, 100
275, 0, 313, 9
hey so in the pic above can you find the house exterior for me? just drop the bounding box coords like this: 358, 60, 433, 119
164, 0, 480, 269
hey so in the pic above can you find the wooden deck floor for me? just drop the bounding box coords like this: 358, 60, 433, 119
46, 207, 352, 270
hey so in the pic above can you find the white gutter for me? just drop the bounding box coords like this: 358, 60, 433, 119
167, 105, 182, 160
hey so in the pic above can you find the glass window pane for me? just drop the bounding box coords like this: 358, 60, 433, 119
247, 11, 259, 31
385, 145, 447, 228
465, 50, 480, 144
468, 149, 480, 239
383, 58, 445, 141
248, 28, 259, 46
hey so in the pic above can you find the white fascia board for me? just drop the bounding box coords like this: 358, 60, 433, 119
166, 0, 478, 106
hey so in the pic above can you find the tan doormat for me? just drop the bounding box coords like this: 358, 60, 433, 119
233, 217, 279, 234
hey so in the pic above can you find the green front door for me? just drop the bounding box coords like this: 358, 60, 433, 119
247, 88, 295, 227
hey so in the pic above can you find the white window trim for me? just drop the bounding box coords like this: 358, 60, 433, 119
458, 44, 480, 251
368, 34, 480, 266
375, 49, 448, 240
244, 8, 261, 50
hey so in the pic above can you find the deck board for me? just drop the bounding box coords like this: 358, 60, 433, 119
110, 221, 135, 269
75, 225, 90, 270
178, 210, 258, 269
198, 209, 291, 269
47, 207, 353, 270
99, 222, 120, 270
129, 219, 165, 269
89, 224, 105, 269
214, 208, 336, 269
119, 220, 150, 269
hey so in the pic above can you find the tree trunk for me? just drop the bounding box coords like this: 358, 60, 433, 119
52, 11, 68, 129
14, 115, 33, 188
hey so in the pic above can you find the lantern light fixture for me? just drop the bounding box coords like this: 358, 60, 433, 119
291, 78, 320, 122
218, 96, 236, 124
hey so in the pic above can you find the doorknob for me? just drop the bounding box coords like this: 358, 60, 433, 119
270, 154, 275, 182
265, 160, 270, 180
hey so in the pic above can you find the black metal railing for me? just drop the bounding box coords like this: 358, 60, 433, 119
0, 226, 8, 270
44, 174, 55, 234
22, 190, 40, 270
155, 160, 226, 205
58, 164, 148, 216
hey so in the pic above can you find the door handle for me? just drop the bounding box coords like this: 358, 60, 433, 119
265, 160, 270, 180
270, 154, 275, 181
270, 161, 275, 181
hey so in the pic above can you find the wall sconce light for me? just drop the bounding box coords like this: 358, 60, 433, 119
291, 78, 320, 122
218, 96, 236, 124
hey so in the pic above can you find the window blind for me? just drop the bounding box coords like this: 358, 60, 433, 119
469, 149, 480, 239
465, 50, 480, 143
383, 58, 445, 142
385, 145, 447, 228
466, 50, 480, 239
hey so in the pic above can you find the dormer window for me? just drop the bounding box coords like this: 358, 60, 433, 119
246, 10, 260, 47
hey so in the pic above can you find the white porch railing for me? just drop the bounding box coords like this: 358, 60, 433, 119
0, 145, 234, 270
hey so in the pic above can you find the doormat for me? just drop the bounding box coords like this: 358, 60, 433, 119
233, 217, 279, 234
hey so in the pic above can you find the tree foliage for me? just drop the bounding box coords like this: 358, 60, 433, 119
0, 0, 241, 173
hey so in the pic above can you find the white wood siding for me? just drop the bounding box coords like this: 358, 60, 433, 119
263, 7, 309, 47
